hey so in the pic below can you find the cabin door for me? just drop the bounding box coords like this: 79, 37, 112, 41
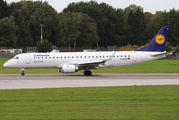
133, 52, 137, 62
25, 54, 31, 64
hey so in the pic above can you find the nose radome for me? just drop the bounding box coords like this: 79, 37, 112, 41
3, 62, 9, 68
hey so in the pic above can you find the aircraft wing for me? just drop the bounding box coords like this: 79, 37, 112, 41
78, 51, 116, 65
77, 51, 116, 68
56, 51, 116, 69
78, 60, 105, 66
76, 59, 107, 70
57, 51, 116, 69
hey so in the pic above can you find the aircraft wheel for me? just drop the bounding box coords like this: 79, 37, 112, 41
84, 70, 92, 76
88, 71, 92, 76
21, 72, 25, 76
21, 69, 25, 76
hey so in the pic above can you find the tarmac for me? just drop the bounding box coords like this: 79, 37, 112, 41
0, 74, 179, 89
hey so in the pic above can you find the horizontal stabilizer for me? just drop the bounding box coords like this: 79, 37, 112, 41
150, 51, 173, 56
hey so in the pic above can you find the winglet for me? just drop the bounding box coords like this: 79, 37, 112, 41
104, 51, 116, 61
137, 26, 169, 52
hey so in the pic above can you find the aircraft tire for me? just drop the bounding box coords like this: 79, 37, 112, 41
84, 70, 92, 76
21, 73, 25, 76
21, 70, 25, 76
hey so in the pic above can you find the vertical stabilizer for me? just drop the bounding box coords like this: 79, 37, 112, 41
137, 26, 169, 52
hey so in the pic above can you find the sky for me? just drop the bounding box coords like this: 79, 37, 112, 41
5, 0, 179, 14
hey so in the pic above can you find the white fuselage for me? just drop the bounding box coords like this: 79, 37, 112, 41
3, 51, 165, 70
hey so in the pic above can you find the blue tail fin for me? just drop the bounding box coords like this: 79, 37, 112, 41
137, 26, 169, 52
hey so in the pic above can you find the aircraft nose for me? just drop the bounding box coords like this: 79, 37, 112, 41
3, 61, 9, 68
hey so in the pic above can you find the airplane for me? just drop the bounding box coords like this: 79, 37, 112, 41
3, 26, 170, 76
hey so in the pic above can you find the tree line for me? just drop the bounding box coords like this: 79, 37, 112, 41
0, 0, 179, 49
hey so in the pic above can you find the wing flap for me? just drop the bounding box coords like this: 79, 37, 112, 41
78, 60, 104, 66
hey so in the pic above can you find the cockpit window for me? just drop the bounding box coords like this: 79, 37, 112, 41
13, 56, 19, 59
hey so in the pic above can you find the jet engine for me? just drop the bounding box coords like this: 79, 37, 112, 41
58, 65, 78, 73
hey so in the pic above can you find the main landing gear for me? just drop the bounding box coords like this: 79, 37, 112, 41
84, 70, 92, 76
20, 68, 25, 76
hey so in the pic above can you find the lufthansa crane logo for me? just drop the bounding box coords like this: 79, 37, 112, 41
155, 34, 165, 45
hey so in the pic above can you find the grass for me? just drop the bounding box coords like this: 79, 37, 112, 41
0, 86, 179, 119
0, 58, 179, 74
0, 58, 179, 119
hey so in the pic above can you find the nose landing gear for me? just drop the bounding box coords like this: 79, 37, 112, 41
20, 68, 25, 76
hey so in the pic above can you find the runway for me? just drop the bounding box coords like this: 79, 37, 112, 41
0, 74, 179, 89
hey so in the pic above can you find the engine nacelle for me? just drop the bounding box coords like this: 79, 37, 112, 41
58, 65, 78, 73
